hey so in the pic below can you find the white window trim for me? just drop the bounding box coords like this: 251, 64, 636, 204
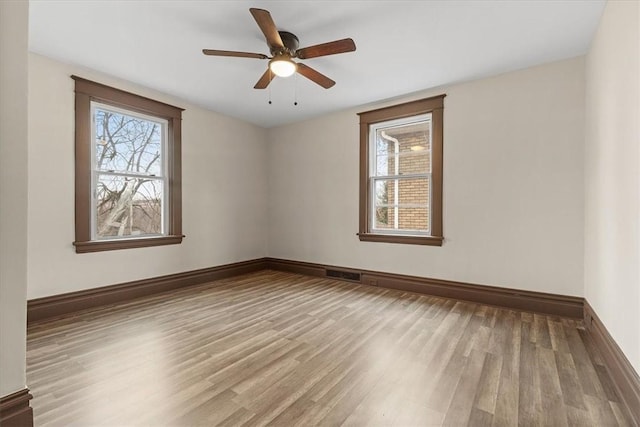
89, 101, 169, 241
368, 113, 433, 236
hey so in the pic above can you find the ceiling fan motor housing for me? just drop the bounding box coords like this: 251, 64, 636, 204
273, 31, 299, 56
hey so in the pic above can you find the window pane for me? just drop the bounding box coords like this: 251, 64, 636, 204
373, 177, 430, 232
376, 154, 390, 176
373, 206, 429, 232
95, 174, 163, 238
375, 151, 430, 176
396, 207, 429, 232
95, 107, 163, 176
374, 177, 430, 207
375, 136, 394, 156
375, 124, 430, 156
379, 120, 431, 150
398, 177, 430, 206
374, 206, 392, 229
374, 179, 391, 207
373, 118, 431, 177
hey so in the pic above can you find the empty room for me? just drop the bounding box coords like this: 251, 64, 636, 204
1, 0, 639, 426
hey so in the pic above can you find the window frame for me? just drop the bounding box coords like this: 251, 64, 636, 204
72, 76, 184, 253
358, 95, 445, 246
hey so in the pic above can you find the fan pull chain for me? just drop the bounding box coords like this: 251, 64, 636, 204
294, 72, 298, 106
268, 69, 273, 105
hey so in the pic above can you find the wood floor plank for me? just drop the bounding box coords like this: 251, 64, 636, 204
609, 401, 634, 427
537, 346, 569, 426
473, 351, 503, 415
216, 407, 257, 427
468, 407, 494, 427
556, 350, 587, 409
492, 359, 519, 426
25, 270, 632, 426
519, 319, 541, 425
441, 348, 487, 426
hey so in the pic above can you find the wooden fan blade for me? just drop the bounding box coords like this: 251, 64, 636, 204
249, 8, 284, 49
254, 69, 275, 89
296, 63, 335, 89
202, 49, 268, 60
296, 38, 356, 59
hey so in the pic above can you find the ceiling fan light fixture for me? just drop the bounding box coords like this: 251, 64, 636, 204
269, 55, 297, 77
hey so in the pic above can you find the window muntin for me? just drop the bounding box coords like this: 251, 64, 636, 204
90, 103, 168, 240
358, 95, 444, 246
369, 114, 432, 235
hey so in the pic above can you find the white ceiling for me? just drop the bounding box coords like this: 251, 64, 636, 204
29, 1, 605, 128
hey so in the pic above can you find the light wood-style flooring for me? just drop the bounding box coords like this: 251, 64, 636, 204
27, 270, 634, 426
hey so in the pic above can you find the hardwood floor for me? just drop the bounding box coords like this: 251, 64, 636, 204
27, 270, 633, 426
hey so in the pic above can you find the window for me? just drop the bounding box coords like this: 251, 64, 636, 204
72, 76, 184, 253
358, 95, 445, 246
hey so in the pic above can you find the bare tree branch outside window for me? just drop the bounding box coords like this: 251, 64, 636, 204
94, 107, 164, 238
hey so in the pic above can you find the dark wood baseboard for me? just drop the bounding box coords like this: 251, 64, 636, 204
265, 258, 584, 318
27, 258, 268, 324
27, 256, 584, 321
584, 300, 640, 424
0, 389, 33, 427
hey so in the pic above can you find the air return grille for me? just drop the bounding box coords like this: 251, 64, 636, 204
325, 269, 361, 282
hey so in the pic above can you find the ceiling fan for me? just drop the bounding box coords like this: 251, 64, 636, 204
202, 8, 356, 89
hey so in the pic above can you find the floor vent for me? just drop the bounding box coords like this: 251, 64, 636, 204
326, 269, 361, 282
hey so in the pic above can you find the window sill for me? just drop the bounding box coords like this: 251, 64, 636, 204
73, 235, 184, 253
358, 233, 443, 246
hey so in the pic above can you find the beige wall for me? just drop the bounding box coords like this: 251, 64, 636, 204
267, 57, 585, 296
27, 54, 268, 299
585, 0, 640, 373
0, 0, 29, 396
